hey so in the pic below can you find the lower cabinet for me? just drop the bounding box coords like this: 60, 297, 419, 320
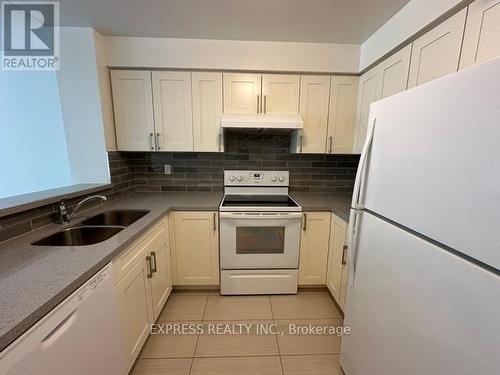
149, 232, 173, 319
170, 211, 220, 286
326, 214, 348, 310
113, 216, 172, 372
298, 212, 331, 285
115, 256, 153, 372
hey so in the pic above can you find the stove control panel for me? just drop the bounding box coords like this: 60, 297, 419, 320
224, 170, 289, 186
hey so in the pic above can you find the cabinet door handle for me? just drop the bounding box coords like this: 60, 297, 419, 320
342, 245, 348, 265
156, 132, 161, 150
219, 133, 223, 152
151, 251, 157, 273
257, 94, 260, 113
146, 255, 153, 278
299, 135, 303, 153
302, 213, 307, 231
329, 136, 333, 153
213, 212, 217, 231
150, 133, 154, 150
264, 95, 267, 114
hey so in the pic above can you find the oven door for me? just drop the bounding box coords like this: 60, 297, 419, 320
219, 212, 302, 269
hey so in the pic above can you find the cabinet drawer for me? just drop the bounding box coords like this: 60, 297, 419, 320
113, 218, 166, 284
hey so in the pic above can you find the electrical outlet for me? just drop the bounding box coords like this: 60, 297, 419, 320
163, 164, 172, 174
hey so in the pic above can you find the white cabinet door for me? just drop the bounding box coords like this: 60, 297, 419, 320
149, 233, 172, 320
377, 44, 412, 99
353, 68, 379, 154
339, 256, 349, 309
408, 9, 467, 88
223, 73, 262, 113
171, 211, 219, 286
297, 76, 331, 153
115, 257, 153, 372
299, 212, 331, 285
192, 72, 223, 152
261, 74, 300, 114
326, 214, 347, 304
327, 76, 359, 154
152, 71, 193, 151
460, 0, 500, 69
111, 70, 155, 151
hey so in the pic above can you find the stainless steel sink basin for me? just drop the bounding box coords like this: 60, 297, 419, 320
81, 210, 149, 227
32, 226, 124, 246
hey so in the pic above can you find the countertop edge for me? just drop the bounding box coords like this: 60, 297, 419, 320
0, 191, 354, 351
0, 195, 222, 352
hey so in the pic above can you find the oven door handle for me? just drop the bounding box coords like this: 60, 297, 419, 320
219, 212, 303, 219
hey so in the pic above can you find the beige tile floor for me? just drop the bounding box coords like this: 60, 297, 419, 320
132, 290, 345, 375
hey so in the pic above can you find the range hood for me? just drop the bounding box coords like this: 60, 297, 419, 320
221, 113, 303, 130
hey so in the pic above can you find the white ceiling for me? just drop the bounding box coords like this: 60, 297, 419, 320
59, 0, 411, 44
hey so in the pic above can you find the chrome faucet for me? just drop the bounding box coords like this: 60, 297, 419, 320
59, 195, 107, 224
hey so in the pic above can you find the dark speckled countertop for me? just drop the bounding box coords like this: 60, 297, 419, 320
0, 191, 351, 352
0, 192, 222, 352
290, 192, 352, 222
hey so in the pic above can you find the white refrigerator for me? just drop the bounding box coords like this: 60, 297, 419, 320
340, 58, 500, 375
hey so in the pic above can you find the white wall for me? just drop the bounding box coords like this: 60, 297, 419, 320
0, 70, 72, 198
57, 27, 110, 183
104, 37, 360, 73
359, 0, 465, 70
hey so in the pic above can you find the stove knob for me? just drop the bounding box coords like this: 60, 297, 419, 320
237, 176, 243, 182
271, 176, 277, 182
229, 175, 236, 182
278, 176, 285, 182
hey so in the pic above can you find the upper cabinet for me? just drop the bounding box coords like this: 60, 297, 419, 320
223, 73, 300, 114
223, 73, 262, 113
192, 72, 224, 152
327, 76, 359, 154
112, 70, 224, 152
377, 44, 412, 99
353, 68, 379, 154
460, 0, 500, 69
261, 74, 300, 114
152, 71, 193, 151
353, 44, 413, 153
408, 9, 467, 88
111, 70, 155, 151
294, 75, 331, 153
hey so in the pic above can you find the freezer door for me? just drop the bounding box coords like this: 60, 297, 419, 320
359, 58, 500, 270
340, 212, 500, 375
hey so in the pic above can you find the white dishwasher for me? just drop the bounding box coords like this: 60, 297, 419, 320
0, 263, 125, 375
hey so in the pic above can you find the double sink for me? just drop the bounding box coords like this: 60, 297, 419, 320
32, 210, 150, 246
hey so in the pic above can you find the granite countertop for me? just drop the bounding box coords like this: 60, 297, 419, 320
0, 190, 350, 352
0, 192, 222, 352
290, 192, 352, 222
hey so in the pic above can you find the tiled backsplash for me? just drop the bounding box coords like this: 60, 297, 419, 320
130, 131, 360, 193
0, 131, 359, 242
0, 152, 134, 242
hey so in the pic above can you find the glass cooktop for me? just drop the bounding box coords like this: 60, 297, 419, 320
221, 195, 300, 208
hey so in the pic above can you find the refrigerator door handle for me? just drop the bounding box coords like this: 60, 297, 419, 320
347, 209, 362, 289
352, 118, 376, 209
